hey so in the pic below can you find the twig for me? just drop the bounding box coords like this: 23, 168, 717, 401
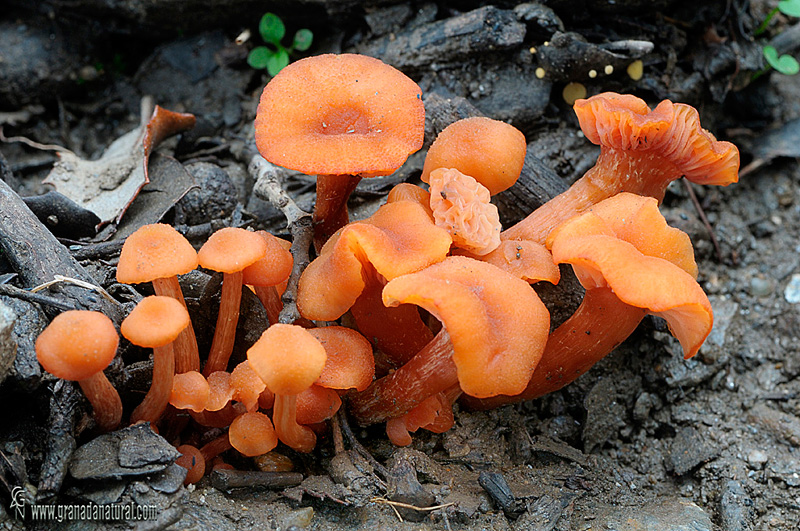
683, 180, 723, 263
0, 283, 78, 312
209, 469, 304, 490
371, 497, 454, 513
332, 409, 346, 455
0, 126, 73, 154
30, 275, 117, 306
248, 152, 313, 325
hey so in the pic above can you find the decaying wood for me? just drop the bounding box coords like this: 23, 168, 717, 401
37, 380, 79, 500
0, 155, 124, 322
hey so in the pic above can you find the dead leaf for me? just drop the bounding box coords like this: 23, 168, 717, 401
43, 100, 195, 226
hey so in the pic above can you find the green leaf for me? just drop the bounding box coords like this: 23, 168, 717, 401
266, 48, 290, 76
292, 29, 314, 51
259, 13, 286, 44
778, 0, 800, 17
763, 45, 800, 75
247, 47, 273, 70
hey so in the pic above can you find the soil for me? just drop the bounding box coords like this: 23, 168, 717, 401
1, 1, 799, 530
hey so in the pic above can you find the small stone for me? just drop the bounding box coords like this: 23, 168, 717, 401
668, 427, 718, 475
749, 276, 772, 298
746, 449, 769, 469
592, 498, 712, 531
784, 274, 800, 303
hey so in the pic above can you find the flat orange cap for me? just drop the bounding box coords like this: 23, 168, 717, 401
36, 310, 119, 381
120, 295, 190, 348
247, 324, 327, 396
308, 326, 375, 392
198, 227, 268, 273
421, 116, 526, 195
383, 256, 550, 398
255, 53, 425, 177
116, 224, 198, 284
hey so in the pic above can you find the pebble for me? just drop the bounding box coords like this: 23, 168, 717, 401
746, 449, 769, 469
590, 498, 713, 531
783, 274, 800, 303
749, 276, 772, 298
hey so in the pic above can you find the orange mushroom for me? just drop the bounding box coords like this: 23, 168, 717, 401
386, 183, 433, 217
175, 444, 205, 484
385, 391, 455, 447
121, 295, 190, 425
247, 324, 327, 453
198, 227, 268, 375
169, 370, 209, 413
469, 193, 714, 409
502, 93, 740, 244
348, 256, 550, 427
35, 310, 122, 432
428, 168, 502, 256
230, 360, 267, 412
116, 223, 200, 373
298, 200, 451, 365
254, 53, 425, 249
241, 231, 293, 325
229, 411, 279, 457
205, 371, 235, 412
421, 116, 527, 195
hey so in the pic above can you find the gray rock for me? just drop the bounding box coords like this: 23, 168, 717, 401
667, 427, 718, 475
69, 423, 180, 480
720, 480, 754, 531
591, 498, 713, 531
175, 162, 239, 226
0, 299, 16, 386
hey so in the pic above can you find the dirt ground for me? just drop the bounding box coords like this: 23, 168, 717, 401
1, 1, 800, 530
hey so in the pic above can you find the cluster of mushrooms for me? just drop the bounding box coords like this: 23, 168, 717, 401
34, 53, 740, 483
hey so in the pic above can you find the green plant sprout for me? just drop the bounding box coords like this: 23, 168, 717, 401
751, 0, 800, 79
247, 13, 313, 76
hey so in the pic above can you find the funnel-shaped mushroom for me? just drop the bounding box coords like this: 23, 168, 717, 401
502, 93, 740, 243
247, 324, 327, 453
117, 223, 200, 373
470, 193, 713, 409
198, 227, 268, 375
36, 311, 122, 432
421, 116, 526, 195
255, 53, 425, 249
349, 256, 550, 426
298, 200, 451, 365
122, 295, 190, 424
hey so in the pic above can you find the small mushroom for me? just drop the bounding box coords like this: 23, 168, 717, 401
241, 231, 293, 325
36, 310, 122, 432
229, 411, 278, 457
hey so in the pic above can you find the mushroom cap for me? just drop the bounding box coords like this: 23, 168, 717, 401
428, 168, 501, 256
421, 116, 527, 195
116, 224, 198, 284
382, 256, 550, 398
170, 371, 210, 412
205, 371, 235, 412
247, 324, 327, 396
574, 93, 739, 187
296, 385, 343, 425
36, 310, 119, 381
297, 200, 452, 321
120, 295, 190, 348
241, 232, 293, 287
198, 227, 269, 273
255, 53, 425, 177
307, 326, 375, 391
455, 240, 561, 284
175, 444, 205, 484
548, 193, 712, 358
386, 183, 433, 217
229, 411, 278, 457
231, 360, 267, 411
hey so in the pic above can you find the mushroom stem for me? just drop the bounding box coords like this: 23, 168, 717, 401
349, 329, 456, 426
200, 433, 233, 464
204, 270, 244, 376
131, 343, 175, 424
465, 288, 647, 410
273, 394, 317, 453
313, 173, 362, 250
152, 276, 200, 373
502, 150, 678, 244
78, 371, 123, 432
253, 285, 282, 326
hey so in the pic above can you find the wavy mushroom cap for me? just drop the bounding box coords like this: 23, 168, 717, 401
255, 53, 425, 177
205, 371, 235, 412
247, 324, 327, 396
421, 117, 526, 195
116, 224, 198, 284
548, 193, 712, 358
36, 310, 119, 381
297, 200, 452, 321
170, 371, 210, 412
386, 183, 433, 217
454, 240, 561, 284
121, 296, 190, 348
382, 256, 550, 398
241, 232, 293, 287
574, 93, 739, 186
198, 227, 268, 273
428, 168, 501, 256
307, 326, 375, 392
231, 361, 267, 411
